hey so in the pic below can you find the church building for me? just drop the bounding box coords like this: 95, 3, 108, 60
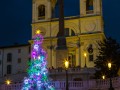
31, 0, 105, 80
0, 0, 109, 83
32, 0, 105, 68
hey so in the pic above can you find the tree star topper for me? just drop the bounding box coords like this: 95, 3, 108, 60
36, 29, 41, 34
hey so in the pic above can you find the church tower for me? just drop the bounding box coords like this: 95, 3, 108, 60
32, 0, 53, 22
79, 0, 104, 68
31, 0, 105, 77
80, 0, 102, 16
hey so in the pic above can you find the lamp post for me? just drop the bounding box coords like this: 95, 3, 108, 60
108, 62, 114, 90
102, 75, 105, 80
5, 79, 11, 85
65, 60, 69, 90
84, 53, 87, 67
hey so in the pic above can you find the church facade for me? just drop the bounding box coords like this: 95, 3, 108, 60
31, 0, 105, 69
0, 0, 108, 83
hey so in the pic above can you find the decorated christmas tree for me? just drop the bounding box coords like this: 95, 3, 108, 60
22, 30, 54, 90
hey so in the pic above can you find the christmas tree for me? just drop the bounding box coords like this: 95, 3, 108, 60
22, 30, 54, 90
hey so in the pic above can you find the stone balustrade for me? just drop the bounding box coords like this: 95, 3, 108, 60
49, 67, 95, 74
0, 67, 95, 84
0, 77, 120, 90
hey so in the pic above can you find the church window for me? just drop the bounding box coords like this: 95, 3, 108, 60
64, 28, 75, 37
68, 52, 76, 67
86, 0, 94, 14
38, 5, 45, 20
71, 30, 75, 36
87, 44, 94, 61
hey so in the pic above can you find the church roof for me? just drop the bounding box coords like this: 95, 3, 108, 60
53, 0, 80, 18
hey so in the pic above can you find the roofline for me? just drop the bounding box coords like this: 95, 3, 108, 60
0, 43, 30, 49
32, 14, 102, 24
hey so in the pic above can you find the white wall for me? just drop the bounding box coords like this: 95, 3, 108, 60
0, 45, 30, 77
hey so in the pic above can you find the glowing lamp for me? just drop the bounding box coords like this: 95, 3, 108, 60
108, 62, 112, 70
84, 53, 87, 57
102, 75, 105, 80
64, 60, 69, 69
36, 29, 41, 34
6, 80, 11, 85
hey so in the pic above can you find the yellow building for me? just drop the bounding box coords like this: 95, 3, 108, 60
31, 0, 105, 80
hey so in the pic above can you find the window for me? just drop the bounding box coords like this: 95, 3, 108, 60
87, 44, 94, 61
71, 30, 75, 36
7, 65, 12, 74
89, 55, 93, 61
7, 53, 12, 62
64, 28, 75, 37
18, 58, 21, 63
38, 5, 45, 20
86, 0, 93, 14
18, 49, 21, 53
68, 51, 76, 67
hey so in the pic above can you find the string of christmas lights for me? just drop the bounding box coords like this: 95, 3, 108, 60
22, 30, 54, 90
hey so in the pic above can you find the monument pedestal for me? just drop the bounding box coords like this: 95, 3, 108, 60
56, 50, 68, 67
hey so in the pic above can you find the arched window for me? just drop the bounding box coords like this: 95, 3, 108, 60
7, 65, 12, 74
86, 0, 93, 14
64, 28, 75, 37
87, 44, 94, 61
7, 53, 12, 62
57, 28, 75, 37
38, 5, 45, 20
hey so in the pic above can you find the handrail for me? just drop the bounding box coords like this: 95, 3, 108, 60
0, 77, 120, 90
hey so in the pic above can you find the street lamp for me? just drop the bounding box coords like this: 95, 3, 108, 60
5, 79, 11, 85
84, 53, 87, 67
102, 75, 105, 80
108, 62, 114, 90
64, 60, 69, 90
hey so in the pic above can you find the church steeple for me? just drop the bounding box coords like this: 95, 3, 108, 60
32, 0, 54, 22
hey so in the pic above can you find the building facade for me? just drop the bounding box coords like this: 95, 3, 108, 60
31, 0, 105, 69
0, 0, 106, 83
0, 44, 30, 79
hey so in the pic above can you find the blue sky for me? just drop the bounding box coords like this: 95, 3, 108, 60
0, 0, 32, 46
0, 0, 120, 46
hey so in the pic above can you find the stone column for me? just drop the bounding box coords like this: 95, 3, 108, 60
80, 0, 86, 16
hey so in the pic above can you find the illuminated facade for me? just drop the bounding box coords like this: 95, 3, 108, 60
31, 0, 105, 69
0, 0, 106, 83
